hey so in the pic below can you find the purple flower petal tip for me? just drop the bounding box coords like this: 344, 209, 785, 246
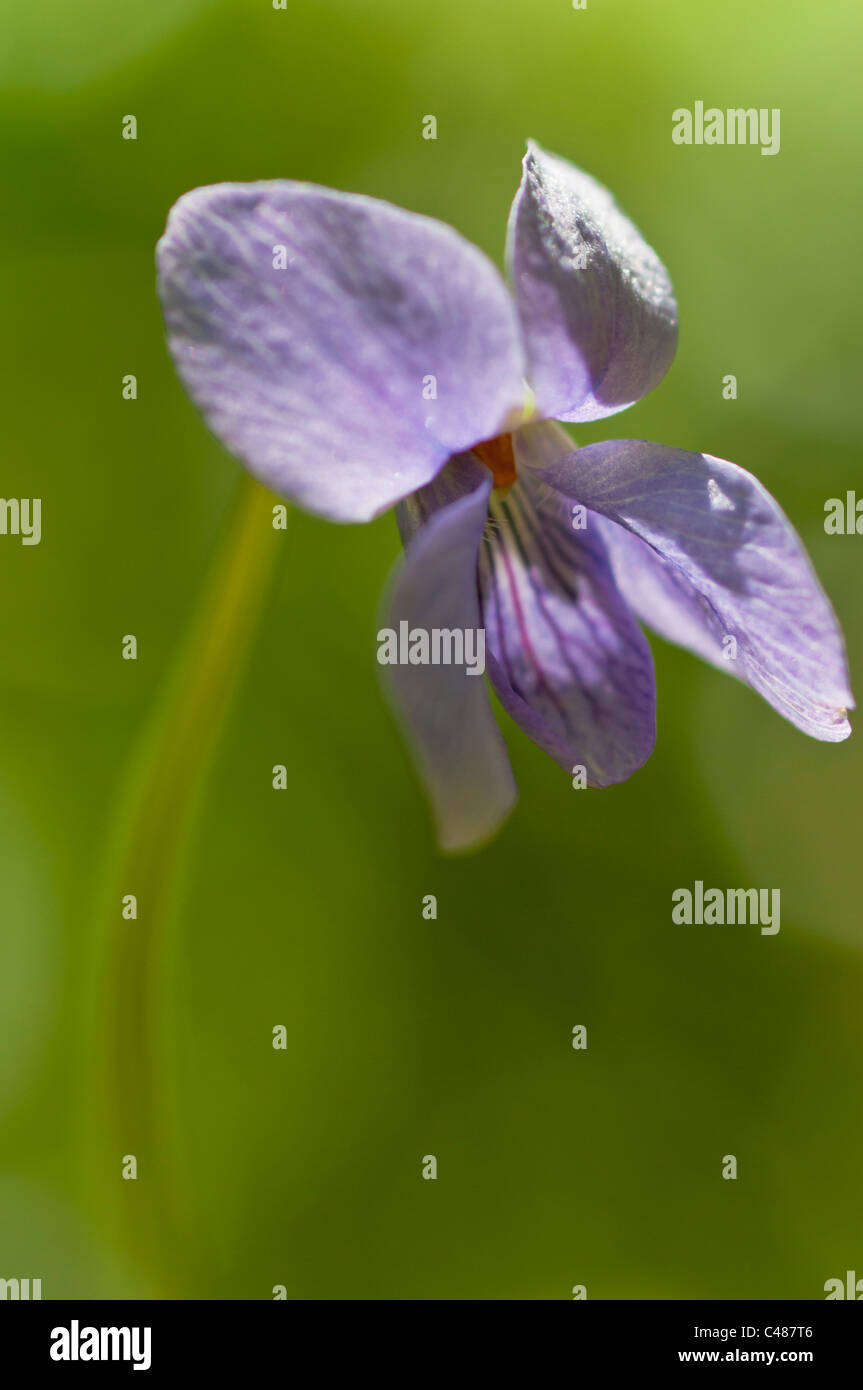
507, 141, 678, 423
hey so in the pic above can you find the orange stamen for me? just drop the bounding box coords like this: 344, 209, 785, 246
473, 433, 517, 491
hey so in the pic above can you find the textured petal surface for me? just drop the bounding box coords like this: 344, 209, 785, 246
478, 440, 656, 785
529, 433, 854, 740
382, 456, 517, 851
589, 513, 747, 675
507, 143, 678, 423
157, 181, 527, 522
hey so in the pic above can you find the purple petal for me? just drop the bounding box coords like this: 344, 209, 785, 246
590, 513, 741, 673
382, 456, 517, 851
529, 434, 854, 741
506, 143, 678, 423
157, 181, 527, 523
479, 444, 656, 785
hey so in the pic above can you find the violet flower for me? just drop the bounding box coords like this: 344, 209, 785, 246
156, 143, 852, 850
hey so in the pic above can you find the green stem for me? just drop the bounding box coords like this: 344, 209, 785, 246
82, 476, 281, 1295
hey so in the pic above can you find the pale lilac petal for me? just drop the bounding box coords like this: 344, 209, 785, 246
157, 181, 527, 523
382, 456, 517, 851
589, 514, 747, 675
529, 434, 854, 741
478, 454, 656, 785
506, 143, 678, 423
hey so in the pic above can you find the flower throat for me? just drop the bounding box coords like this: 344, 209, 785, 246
473, 433, 517, 492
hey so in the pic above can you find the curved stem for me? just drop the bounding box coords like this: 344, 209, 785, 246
82, 476, 281, 1294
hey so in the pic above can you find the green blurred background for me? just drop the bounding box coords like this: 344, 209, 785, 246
1, 0, 861, 1299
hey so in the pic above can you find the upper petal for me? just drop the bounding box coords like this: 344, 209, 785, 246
506, 143, 678, 423
382, 455, 517, 852
479, 444, 656, 785
157, 181, 527, 522
529, 435, 854, 741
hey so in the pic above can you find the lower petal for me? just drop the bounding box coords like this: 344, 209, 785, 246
528, 433, 854, 741
478, 465, 656, 785
381, 456, 517, 851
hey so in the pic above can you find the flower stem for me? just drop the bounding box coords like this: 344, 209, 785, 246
82, 476, 280, 1294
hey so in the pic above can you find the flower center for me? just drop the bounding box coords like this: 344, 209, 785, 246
473, 433, 517, 492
